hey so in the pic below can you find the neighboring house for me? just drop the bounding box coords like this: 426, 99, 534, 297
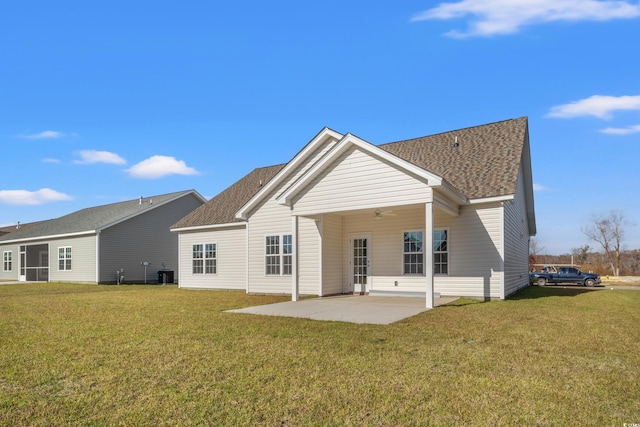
0, 190, 205, 283
0, 220, 49, 237
171, 118, 535, 307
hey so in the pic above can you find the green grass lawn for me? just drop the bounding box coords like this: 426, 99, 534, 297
1, 283, 639, 426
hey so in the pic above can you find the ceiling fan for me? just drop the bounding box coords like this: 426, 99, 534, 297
374, 209, 396, 220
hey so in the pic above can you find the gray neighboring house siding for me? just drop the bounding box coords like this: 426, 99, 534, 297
0, 190, 205, 284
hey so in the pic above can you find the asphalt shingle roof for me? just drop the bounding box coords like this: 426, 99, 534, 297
0, 190, 196, 242
378, 117, 528, 200
172, 117, 529, 228
172, 165, 285, 229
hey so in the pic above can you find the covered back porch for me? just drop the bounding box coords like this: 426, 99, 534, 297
291, 190, 461, 308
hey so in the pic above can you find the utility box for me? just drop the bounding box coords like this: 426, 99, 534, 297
158, 270, 174, 284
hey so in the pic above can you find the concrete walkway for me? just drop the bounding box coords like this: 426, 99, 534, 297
227, 295, 459, 325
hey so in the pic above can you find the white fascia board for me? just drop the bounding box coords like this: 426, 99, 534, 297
97, 190, 204, 233
0, 230, 96, 244
521, 129, 537, 236
170, 222, 247, 233
235, 127, 344, 220
468, 194, 515, 205
277, 133, 444, 206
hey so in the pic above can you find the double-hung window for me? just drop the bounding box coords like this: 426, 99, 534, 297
192, 243, 217, 274
265, 234, 292, 276
58, 247, 72, 271
205, 243, 217, 274
3, 251, 12, 272
403, 230, 449, 275
433, 230, 448, 274
403, 232, 424, 274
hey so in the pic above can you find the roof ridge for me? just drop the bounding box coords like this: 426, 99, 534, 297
72, 189, 193, 212
379, 116, 528, 147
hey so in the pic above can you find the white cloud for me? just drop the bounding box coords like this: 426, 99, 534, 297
411, 0, 640, 38
126, 155, 200, 179
42, 158, 61, 164
547, 94, 640, 119
0, 188, 73, 205
18, 130, 65, 139
599, 124, 640, 134
74, 150, 126, 165
533, 183, 547, 191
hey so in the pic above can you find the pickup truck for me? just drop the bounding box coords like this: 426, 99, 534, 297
530, 266, 601, 287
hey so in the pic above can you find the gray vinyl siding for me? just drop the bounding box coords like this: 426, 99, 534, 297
503, 165, 531, 297
0, 235, 96, 283
48, 235, 98, 283
0, 243, 20, 281
177, 226, 246, 289
98, 194, 203, 283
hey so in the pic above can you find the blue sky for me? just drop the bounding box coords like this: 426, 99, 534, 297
1, 0, 639, 255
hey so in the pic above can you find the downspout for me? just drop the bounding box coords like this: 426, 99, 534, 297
245, 222, 250, 294
176, 233, 181, 288
318, 215, 323, 297
291, 214, 299, 301
95, 231, 100, 283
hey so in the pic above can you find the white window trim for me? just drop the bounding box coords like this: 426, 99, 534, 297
264, 234, 293, 276
58, 246, 72, 271
192, 243, 217, 275
401, 229, 449, 276
3, 251, 12, 272
204, 243, 217, 275
402, 230, 424, 276
433, 228, 450, 276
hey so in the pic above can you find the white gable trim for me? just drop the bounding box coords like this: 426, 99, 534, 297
235, 127, 343, 220
276, 133, 446, 207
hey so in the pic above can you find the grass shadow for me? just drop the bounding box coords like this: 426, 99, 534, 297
509, 285, 602, 300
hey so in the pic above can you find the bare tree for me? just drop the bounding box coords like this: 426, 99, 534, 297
529, 237, 545, 257
581, 210, 628, 276
529, 238, 546, 270
571, 244, 591, 265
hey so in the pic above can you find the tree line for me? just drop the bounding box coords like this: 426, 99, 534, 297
531, 210, 638, 276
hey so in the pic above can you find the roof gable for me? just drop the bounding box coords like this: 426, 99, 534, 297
234, 127, 343, 220
0, 190, 203, 243
276, 132, 451, 207
170, 117, 533, 229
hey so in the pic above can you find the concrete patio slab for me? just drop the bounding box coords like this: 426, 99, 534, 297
226, 295, 459, 325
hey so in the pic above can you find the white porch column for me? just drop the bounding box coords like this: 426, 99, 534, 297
291, 214, 299, 301
425, 197, 434, 309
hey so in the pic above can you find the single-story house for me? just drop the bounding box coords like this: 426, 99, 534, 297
0, 190, 205, 283
171, 118, 536, 307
